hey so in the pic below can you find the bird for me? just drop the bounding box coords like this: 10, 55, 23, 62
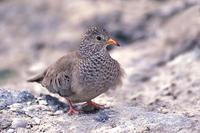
28, 26, 123, 115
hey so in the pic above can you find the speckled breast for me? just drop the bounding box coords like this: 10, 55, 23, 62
79, 56, 120, 93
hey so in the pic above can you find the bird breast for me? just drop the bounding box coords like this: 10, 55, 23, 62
78, 54, 120, 91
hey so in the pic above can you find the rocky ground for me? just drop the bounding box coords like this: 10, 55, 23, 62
0, 0, 200, 132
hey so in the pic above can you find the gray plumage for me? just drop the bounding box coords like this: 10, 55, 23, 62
28, 26, 123, 104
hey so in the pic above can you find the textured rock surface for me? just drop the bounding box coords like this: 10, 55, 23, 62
0, 89, 34, 110
0, 88, 200, 133
0, 0, 200, 132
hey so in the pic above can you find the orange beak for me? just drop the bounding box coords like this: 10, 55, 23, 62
106, 38, 120, 46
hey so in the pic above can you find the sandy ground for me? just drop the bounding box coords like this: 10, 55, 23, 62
0, 0, 200, 132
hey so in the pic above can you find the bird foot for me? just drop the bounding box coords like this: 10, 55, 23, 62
67, 107, 80, 115
65, 99, 80, 115
83, 101, 105, 109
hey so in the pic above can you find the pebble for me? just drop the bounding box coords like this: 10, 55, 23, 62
39, 100, 48, 106
40, 95, 67, 112
0, 89, 13, 110
7, 129, 15, 133
9, 103, 23, 111
27, 101, 32, 106
33, 117, 41, 125
95, 112, 109, 123
54, 110, 64, 115
11, 118, 28, 129
0, 89, 34, 110
0, 118, 12, 130
16, 91, 34, 103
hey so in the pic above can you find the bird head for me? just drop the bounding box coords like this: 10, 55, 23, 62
80, 26, 119, 57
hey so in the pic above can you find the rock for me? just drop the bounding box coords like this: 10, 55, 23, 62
33, 117, 41, 125
38, 100, 48, 106
11, 118, 28, 129
0, 89, 34, 110
40, 95, 67, 112
0, 118, 12, 130
0, 89, 13, 110
7, 129, 15, 133
94, 111, 110, 123
54, 110, 64, 115
16, 91, 35, 103
9, 103, 23, 112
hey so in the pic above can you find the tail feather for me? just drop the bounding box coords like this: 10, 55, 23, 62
27, 70, 46, 83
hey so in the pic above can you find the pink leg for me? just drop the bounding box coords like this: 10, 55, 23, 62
66, 99, 80, 115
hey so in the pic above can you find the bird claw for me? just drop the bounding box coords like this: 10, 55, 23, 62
67, 107, 80, 115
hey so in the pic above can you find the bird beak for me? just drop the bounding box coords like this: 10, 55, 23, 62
106, 38, 120, 46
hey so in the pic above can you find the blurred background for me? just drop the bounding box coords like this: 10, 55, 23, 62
0, 0, 200, 116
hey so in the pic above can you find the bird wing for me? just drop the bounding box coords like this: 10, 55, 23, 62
28, 51, 79, 97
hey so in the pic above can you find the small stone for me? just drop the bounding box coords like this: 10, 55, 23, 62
7, 128, 15, 133
159, 107, 169, 114
9, 103, 23, 111
41, 95, 67, 111
54, 110, 64, 115
11, 118, 28, 129
39, 100, 48, 105
27, 101, 32, 106
95, 112, 109, 123
16, 91, 34, 103
0, 89, 13, 110
0, 89, 34, 110
33, 117, 41, 125
46, 111, 55, 116
0, 118, 12, 130
23, 106, 35, 112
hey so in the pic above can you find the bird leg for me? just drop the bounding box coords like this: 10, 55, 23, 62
66, 99, 79, 115
82, 101, 105, 109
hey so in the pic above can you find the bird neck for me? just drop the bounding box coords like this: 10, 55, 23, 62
92, 47, 111, 59
79, 44, 109, 59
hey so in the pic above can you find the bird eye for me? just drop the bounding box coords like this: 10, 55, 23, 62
96, 36, 102, 41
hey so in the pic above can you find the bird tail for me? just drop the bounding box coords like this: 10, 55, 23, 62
27, 70, 47, 83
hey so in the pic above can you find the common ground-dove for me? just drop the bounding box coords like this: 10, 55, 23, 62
28, 27, 123, 115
